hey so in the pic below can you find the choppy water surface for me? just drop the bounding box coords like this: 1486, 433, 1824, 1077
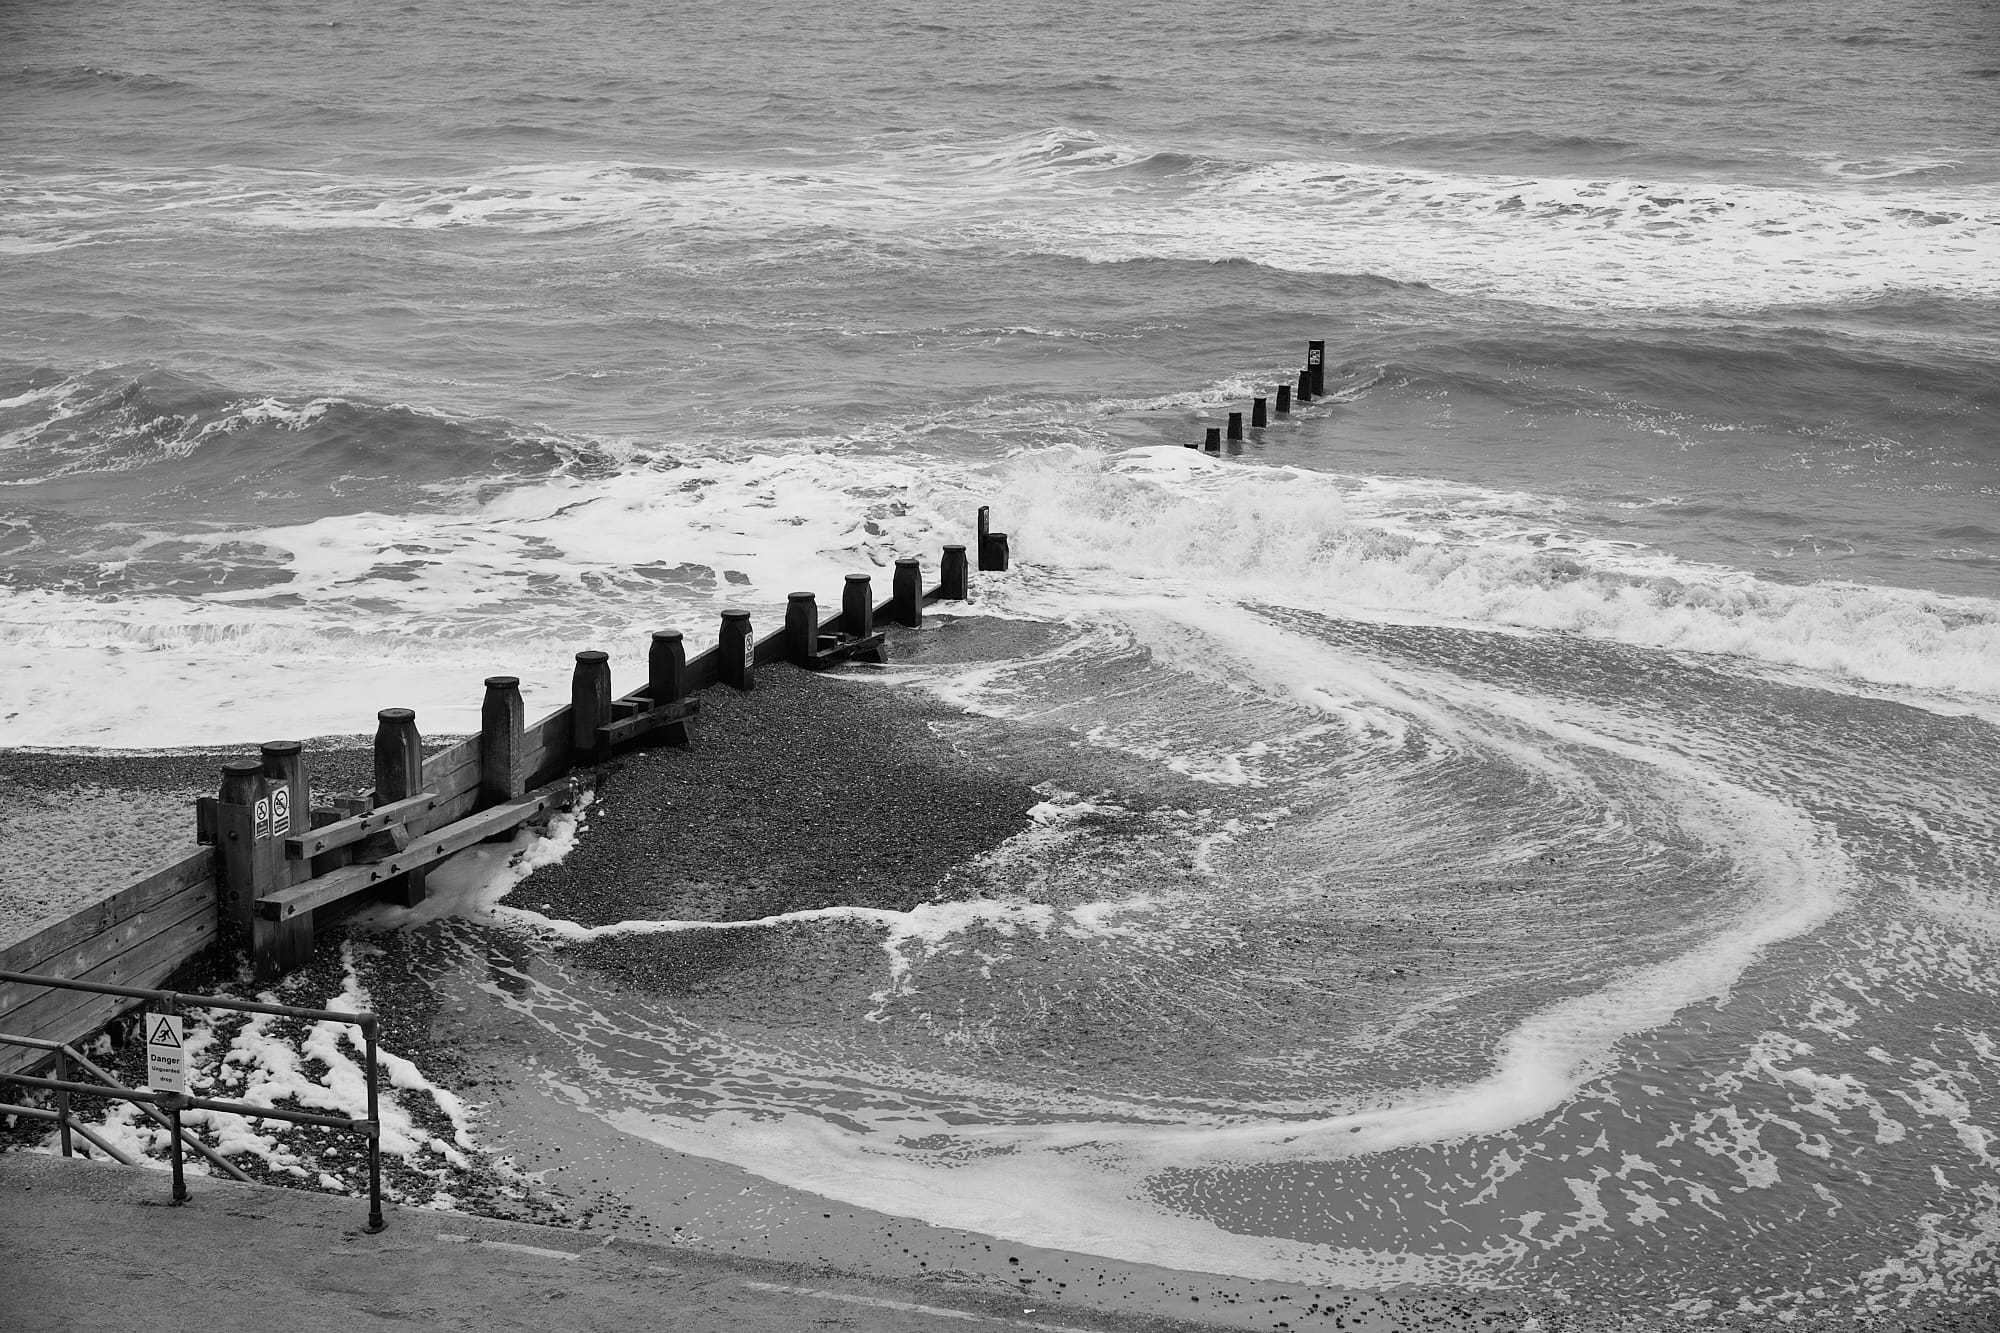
4, 0, 1998, 1323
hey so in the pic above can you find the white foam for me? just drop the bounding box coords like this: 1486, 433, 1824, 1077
352, 794, 594, 929
1062, 896, 1157, 939
984, 445, 2000, 700
501, 898, 1058, 1012
0, 447, 984, 746
14, 133, 1992, 313
9, 435, 1991, 759
599, 1103, 1510, 1289
965, 141, 2000, 311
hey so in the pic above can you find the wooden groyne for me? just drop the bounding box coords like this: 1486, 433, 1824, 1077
0, 509, 1013, 1079
1192, 340, 1328, 455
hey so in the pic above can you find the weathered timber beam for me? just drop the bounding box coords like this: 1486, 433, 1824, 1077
596, 697, 700, 748
282, 791, 440, 861
257, 779, 577, 922
796, 630, 887, 670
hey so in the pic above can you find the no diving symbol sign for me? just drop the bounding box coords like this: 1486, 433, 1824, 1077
271, 787, 292, 838
146, 1013, 186, 1094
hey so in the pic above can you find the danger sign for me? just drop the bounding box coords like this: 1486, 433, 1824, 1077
253, 796, 272, 840
145, 1013, 186, 1094
271, 787, 292, 838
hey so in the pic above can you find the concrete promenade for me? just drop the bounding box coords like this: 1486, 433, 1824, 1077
0, 1151, 1231, 1333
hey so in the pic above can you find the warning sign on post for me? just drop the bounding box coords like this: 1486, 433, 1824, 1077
146, 1013, 186, 1094
253, 796, 271, 840
271, 787, 292, 838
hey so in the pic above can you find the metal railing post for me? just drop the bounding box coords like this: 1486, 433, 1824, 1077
363, 1016, 384, 1234
53, 1046, 72, 1157
169, 1099, 187, 1203
162, 996, 188, 1204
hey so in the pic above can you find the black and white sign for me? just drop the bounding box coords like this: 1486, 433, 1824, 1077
145, 1013, 186, 1094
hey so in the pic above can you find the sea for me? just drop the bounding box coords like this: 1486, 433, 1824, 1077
4, 0, 1999, 1325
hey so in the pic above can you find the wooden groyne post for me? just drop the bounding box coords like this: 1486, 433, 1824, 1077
976, 505, 1009, 572
720, 610, 756, 690
372, 709, 427, 908
891, 558, 923, 627
481, 676, 527, 802
940, 544, 970, 600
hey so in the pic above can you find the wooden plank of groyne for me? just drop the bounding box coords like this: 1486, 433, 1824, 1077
0, 875, 218, 1077
283, 791, 441, 861
597, 697, 700, 748
0, 848, 214, 979
0, 888, 215, 1038
420, 737, 483, 810
0, 929, 218, 1073
684, 645, 720, 692
420, 785, 482, 835
521, 707, 574, 790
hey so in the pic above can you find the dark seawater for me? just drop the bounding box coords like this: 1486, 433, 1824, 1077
4, 0, 1999, 1324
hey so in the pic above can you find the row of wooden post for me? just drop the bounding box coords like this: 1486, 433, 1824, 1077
1192, 340, 1327, 454
197, 508, 1013, 978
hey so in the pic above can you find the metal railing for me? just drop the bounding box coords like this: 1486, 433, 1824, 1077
0, 970, 386, 1231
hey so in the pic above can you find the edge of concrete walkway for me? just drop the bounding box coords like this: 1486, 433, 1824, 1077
0, 1150, 1239, 1333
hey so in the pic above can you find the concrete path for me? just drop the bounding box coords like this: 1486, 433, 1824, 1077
0, 1152, 1210, 1333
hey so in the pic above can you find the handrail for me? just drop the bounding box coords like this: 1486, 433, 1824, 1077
0, 971, 384, 1231
0, 971, 371, 1026
0, 1033, 250, 1183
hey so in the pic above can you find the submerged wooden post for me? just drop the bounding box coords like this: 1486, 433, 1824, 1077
843, 574, 874, 639
939, 545, 969, 601
373, 708, 426, 908
720, 610, 755, 690
214, 759, 269, 946
977, 509, 1009, 572
1227, 411, 1243, 442
1296, 369, 1313, 403
1252, 397, 1268, 428
571, 651, 612, 763
1204, 427, 1221, 453
481, 676, 526, 803
1276, 383, 1291, 414
1308, 339, 1325, 397
650, 630, 687, 703
891, 558, 923, 627
255, 740, 312, 977
785, 592, 819, 666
